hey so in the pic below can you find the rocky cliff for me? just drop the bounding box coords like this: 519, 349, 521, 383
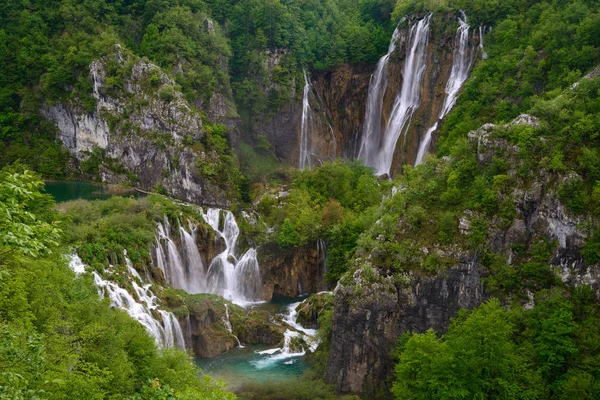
259, 242, 327, 300
253, 12, 482, 174
43, 45, 233, 207
324, 115, 600, 394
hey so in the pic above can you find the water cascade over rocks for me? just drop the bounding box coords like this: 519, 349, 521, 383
69, 254, 185, 349
415, 11, 473, 165
253, 298, 319, 368
358, 24, 403, 167
153, 209, 263, 305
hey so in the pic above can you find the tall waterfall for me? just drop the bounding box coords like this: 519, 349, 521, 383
298, 70, 336, 170
299, 70, 314, 170
415, 11, 472, 165
69, 253, 185, 349
375, 14, 432, 176
358, 24, 402, 166
153, 209, 263, 306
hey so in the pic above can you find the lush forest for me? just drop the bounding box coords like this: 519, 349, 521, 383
2, 0, 600, 398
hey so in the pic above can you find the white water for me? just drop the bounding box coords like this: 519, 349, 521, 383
69, 254, 86, 274
299, 70, 313, 170
479, 25, 488, 60
68, 254, 185, 349
358, 24, 402, 167
298, 70, 336, 170
123, 249, 142, 281
375, 14, 432, 176
317, 238, 327, 290
223, 304, 243, 348
153, 209, 263, 306
252, 299, 319, 369
415, 11, 472, 165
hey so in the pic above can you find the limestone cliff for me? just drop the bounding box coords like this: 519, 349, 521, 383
259, 243, 327, 300
324, 115, 600, 394
253, 12, 482, 175
43, 45, 233, 207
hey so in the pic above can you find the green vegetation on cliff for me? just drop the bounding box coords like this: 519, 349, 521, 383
0, 165, 234, 399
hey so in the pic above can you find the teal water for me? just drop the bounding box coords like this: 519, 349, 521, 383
44, 181, 139, 202
196, 296, 311, 392
196, 345, 308, 391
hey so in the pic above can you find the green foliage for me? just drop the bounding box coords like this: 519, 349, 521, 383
60, 195, 203, 269
0, 165, 61, 258
0, 166, 234, 399
393, 299, 541, 399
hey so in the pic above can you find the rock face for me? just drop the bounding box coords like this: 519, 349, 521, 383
173, 294, 285, 358
253, 13, 481, 174
325, 114, 600, 394
259, 243, 327, 300
43, 45, 231, 207
326, 264, 486, 393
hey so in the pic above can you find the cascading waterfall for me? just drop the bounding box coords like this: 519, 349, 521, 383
69, 253, 185, 349
415, 11, 472, 165
358, 24, 402, 167
375, 14, 432, 176
152, 208, 263, 305
252, 298, 319, 369
299, 70, 314, 170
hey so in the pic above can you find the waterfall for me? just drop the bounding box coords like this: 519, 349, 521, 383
223, 304, 243, 347
415, 11, 472, 165
358, 24, 402, 167
252, 299, 319, 368
152, 209, 263, 306
375, 14, 432, 176
479, 25, 488, 60
180, 223, 206, 293
202, 208, 263, 305
317, 238, 327, 290
123, 249, 142, 281
299, 70, 313, 170
298, 70, 336, 170
74, 255, 185, 350
69, 254, 86, 274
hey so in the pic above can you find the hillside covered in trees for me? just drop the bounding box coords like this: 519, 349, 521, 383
2, 0, 600, 398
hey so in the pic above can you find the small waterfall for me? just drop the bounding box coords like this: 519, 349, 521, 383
479, 25, 488, 60
252, 299, 319, 368
223, 304, 243, 347
358, 24, 402, 167
415, 11, 472, 165
69, 254, 86, 274
376, 14, 432, 176
299, 70, 313, 170
85, 264, 184, 349
317, 239, 327, 290
123, 249, 142, 281
185, 314, 193, 348
298, 70, 336, 170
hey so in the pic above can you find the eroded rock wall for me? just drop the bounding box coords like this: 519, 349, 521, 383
43, 45, 231, 207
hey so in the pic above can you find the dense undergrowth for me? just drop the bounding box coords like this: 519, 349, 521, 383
0, 166, 235, 399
